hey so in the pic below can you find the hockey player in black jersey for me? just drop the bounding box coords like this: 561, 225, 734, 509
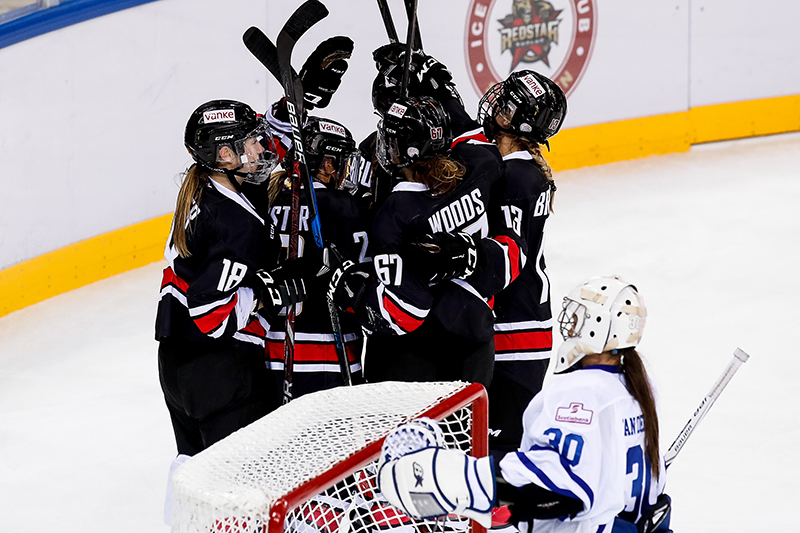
474, 70, 567, 462
328, 94, 497, 386
328, 47, 530, 387
262, 116, 370, 401
156, 100, 309, 460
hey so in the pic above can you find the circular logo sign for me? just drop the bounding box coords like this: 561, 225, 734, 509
465, 0, 597, 97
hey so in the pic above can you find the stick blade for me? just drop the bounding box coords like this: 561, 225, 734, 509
279, 0, 329, 45
242, 27, 283, 81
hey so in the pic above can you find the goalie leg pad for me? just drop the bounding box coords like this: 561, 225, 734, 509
377, 447, 496, 527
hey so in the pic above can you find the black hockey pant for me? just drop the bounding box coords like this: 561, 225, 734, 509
364, 316, 494, 388
158, 338, 275, 456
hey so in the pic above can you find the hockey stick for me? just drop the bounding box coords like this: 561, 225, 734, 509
399, 0, 418, 96
241, 27, 297, 84
275, 2, 353, 389
243, 4, 353, 390
375, 0, 399, 43
375, 0, 422, 49
403, 0, 423, 50
664, 347, 750, 467
244, 0, 327, 403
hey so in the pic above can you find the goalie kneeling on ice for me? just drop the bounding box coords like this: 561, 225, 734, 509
377, 447, 496, 527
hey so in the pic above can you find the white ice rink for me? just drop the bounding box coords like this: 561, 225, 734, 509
1, 132, 799, 532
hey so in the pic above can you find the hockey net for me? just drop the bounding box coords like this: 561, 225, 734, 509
171, 381, 489, 533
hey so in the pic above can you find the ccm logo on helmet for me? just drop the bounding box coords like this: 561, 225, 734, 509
520, 74, 546, 98
388, 103, 408, 118
203, 110, 236, 123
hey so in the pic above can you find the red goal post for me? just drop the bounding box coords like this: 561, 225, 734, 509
171, 381, 489, 533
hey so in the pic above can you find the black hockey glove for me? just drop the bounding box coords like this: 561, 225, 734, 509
405, 232, 478, 283
253, 265, 308, 318
327, 260, 373, 314
372, 42, 407, 71
414, 53, 462, 104
300, 36, 354, 109
636, 493, 671, 533
372, 46, 462, 105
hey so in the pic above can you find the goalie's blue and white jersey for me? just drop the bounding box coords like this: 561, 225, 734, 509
499, 365, 666, 533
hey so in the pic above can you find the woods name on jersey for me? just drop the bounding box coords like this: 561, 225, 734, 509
427, 188, 486, 233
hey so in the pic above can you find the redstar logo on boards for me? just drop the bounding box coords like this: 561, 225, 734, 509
465, 0, 596, 97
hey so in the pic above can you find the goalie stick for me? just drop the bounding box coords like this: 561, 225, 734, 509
243, 3, 353, 394
664, 347, 750, 467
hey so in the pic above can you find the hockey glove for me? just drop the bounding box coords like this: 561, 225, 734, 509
405, 232, 478, 283
637, 493, 671, 533
300, 36, 354, 109
327, 260, 373, 314
253, 266, 308, 318
414, 53, 463, 104
377, 447, 496, 527
372, 42, 407, 71
379, 418, 447, 466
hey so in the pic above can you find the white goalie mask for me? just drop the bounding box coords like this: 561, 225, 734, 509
554, 275, 647, 374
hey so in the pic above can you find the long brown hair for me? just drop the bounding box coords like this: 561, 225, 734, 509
498, 132, 556, 212
172, 164, 211, 258
407, 155, 466, 196
618, 346, 661, 478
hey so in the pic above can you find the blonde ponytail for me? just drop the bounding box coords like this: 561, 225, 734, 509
173, 165, 210, 258
408, 155, 466, 197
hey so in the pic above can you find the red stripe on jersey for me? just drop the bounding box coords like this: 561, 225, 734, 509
241, 317, 266, 338
493, 235, 522, 283
273, 135, 288, 161
382, 294, 424, 333
495, 329, 553, 352
265, 340, 359, 364
193, 294, 237, 334
161, 267, 189, 292
451, 131, 490, 148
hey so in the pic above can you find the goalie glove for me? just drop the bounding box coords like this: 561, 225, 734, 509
379, 418, 447, 466
300, 36, 354, 110
378, 447, 496, 527
405, 232, 478, 283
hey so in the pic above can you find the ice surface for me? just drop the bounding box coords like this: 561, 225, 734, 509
1, 132, 798, 531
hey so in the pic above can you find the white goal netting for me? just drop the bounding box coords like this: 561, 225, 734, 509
171, 381, 488, 533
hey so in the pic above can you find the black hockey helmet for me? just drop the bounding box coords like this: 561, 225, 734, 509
303, 116, 363, 194
376, 96, 452, 169
477, 70, 567, 145
184, 99, 279, 184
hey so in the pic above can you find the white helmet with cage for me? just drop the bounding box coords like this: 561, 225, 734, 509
554, 275, 647, 374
